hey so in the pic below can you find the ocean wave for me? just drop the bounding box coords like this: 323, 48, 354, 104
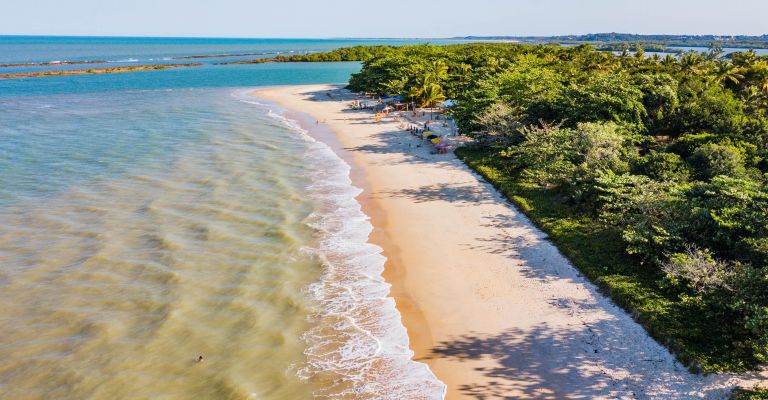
243, 93, 446, 399
108, 58, 140, 63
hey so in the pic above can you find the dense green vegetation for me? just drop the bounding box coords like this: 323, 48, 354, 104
0, 63, 203, 79
732, 387, 768, 400
595, 43, 673, 53
337, 43, 768, 373
220, 46, 398, 64
462, 33, 768, 49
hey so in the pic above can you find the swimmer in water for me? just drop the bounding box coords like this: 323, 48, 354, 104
196, 355, 204, 363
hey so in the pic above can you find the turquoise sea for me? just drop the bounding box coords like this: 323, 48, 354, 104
0, 37, 447, 399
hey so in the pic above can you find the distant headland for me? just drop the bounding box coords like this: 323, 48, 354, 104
453, 32, 768, 49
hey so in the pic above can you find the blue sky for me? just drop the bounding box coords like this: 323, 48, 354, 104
3, 0, 767, 38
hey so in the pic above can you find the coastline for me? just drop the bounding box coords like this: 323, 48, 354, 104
253, 84, 765, 399
253, 87, 438, 363
0, 63, 202, 80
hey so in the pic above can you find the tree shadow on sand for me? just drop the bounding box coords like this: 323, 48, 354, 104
461, 212, 587, 283
424, 324, 628, 399
421, 322, 734, 400
302, 86, 355, 102
375, 182, 497, 206
443, 209, 748, 399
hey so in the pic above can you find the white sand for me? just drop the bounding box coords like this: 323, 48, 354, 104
255, 84, 767, 399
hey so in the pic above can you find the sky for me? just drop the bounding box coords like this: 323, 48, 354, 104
2, 0, 767, 38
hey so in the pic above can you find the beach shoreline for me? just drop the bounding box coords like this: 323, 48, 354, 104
253, 84, 765, 399
256, 88, 440, 363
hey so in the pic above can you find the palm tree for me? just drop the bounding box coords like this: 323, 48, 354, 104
759, 78, 768, 96
420, 83, 446, 111
748, 61, 768, 95
483, 57, 504, 74
661, 54, 678, 69
741, 85, 764, 113
679, 52, 706, 75
496, 58, 512, 70
407, 85, 424, 112
585, 52, 618, 72
712, 62, 744, 86
453, 63, 473, 85
380, 78, 406, 97
732, 49, 758, 68
424, 60, 449, 85
706, 42, 724, 60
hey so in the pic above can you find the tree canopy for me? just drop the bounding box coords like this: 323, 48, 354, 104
293, 42, 768, 372
339, 42, 768, 372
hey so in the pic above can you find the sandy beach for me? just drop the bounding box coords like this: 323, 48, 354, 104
254, 84, 766, 399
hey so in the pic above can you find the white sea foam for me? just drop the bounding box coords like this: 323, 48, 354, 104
241, 93, 446, 399
109, 58, 140, 63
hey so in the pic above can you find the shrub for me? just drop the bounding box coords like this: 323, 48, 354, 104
688, 143, 746, 180
677, 79, 746, 134
683, 177, 768, 258
731, 387, 768, 400
473, 102, 525, 145
635, 73, 680, 134
596, 172, 686, 264
634, 151, 691, 182
663, 245, 735, 293
727, 266, 768, 362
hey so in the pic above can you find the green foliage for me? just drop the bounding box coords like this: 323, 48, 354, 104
671, 132, 727, 157
324, 41, 768, 372
688, 143, 746, 180
557, 73, 647, 131
276, 46, 396, 62
473, 102, 525, 145
499, 122, 634, 201
732, 387, 768, 400
419, 83, 446, 107
633, 151, 691, 182
683, 177, 768, 260
596, 173, 686, 264
677, 79, 747, 134
635, 74, 680, 134
726, 265, 768, 363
